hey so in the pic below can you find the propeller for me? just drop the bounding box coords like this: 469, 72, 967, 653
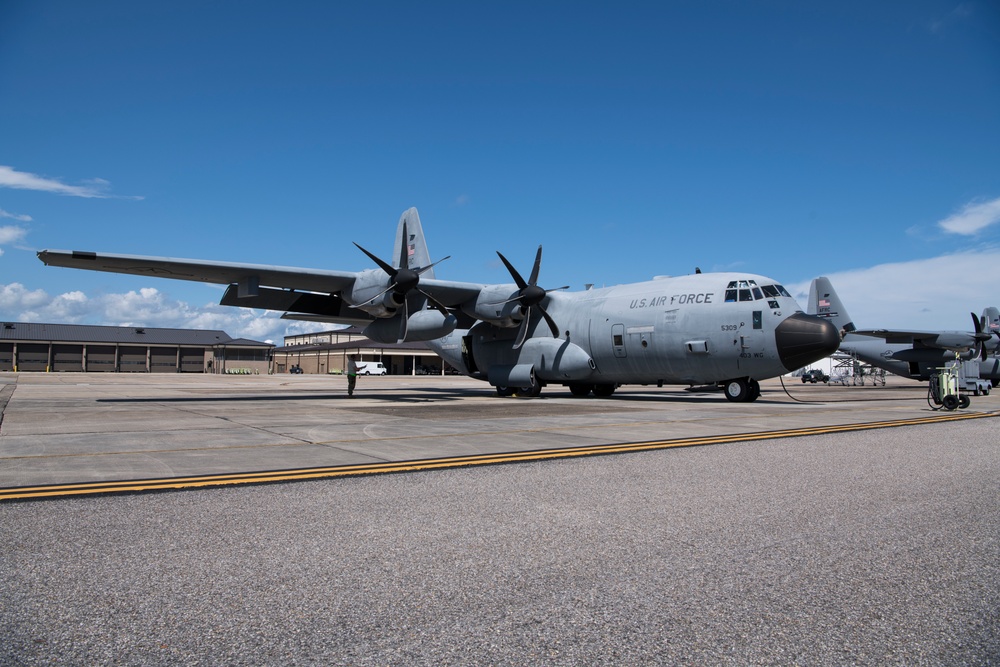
971, 312, 992, 361
353, 220, 451, 341
487, 245, 568, 349
974, 312, 1000, 361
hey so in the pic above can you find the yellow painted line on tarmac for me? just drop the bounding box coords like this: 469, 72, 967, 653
1, 410, 996, 500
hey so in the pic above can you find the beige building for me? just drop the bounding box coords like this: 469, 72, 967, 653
273, 327, 450, 375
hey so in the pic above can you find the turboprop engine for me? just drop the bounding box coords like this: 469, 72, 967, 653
364, 309, 458, 344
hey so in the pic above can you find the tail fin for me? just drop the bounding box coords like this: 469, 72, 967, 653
808, 277, 856, 334
393, 208, 435, 277
982, 307, 1000, 335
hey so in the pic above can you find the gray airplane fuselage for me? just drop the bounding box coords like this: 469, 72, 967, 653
430, 272, 834, 387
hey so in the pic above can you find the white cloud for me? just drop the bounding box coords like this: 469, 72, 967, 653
788, 249, 1000, 330
0, 165, 142, 200
937, 196, 1000, 235
0, 208, 31, 222
0, 225, 28, 246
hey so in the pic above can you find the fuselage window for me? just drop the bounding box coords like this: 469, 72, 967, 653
725, 289, 738, 302
739, 289, 753, 302
752, 287, 763, 300
761, 285, 780, 298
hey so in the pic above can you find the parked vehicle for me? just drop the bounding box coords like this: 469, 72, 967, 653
800, 369, 830, 383
356, 361, 387, 376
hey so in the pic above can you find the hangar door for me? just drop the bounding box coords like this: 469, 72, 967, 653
118, 346, 148, 372
17, 343, 49, 371
150, 347, 178, 373
179, 347, 205, 373
52, 344, 83, 372
0, 343, 12, 371
86, 345, 117, 372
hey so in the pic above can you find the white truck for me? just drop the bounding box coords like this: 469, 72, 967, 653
355, 361, 387, 376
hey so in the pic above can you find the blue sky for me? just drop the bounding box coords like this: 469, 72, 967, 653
2, 1, 998, 342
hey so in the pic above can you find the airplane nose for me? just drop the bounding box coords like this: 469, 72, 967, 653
775, 312, 841, 371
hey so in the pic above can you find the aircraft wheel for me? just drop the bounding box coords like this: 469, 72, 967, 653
593, 383, 616, 397
747, 379, 761, 402
724, 378, 750, 402
959, 395, 971, 409
942, 394, 959, 411
569, 383, 593, 397
496, 386, 514, 397
518, 384, 541, 397
985, 385, 991, 396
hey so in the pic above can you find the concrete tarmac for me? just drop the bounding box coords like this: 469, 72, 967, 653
1, 371, 996, 489
0, 372, 998, 664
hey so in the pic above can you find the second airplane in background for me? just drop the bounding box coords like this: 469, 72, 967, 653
808, 276, 1000, 386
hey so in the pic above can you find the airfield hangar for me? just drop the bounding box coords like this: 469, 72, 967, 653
0, 322, 273, 374
0, 323, 450, 376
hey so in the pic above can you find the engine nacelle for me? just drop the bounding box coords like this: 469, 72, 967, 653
347, 269, 405, 318
465, 284, 523, 328
364, 309, 458, 344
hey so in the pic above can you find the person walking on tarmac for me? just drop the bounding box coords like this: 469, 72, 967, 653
346, 355, 358, 397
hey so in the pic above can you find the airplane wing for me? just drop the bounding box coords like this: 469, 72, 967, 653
37, 250, 359, 294
37, 249, 485, 326
851, 328, 986, 351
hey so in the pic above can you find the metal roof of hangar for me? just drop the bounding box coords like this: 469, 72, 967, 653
0, 322, 269, 347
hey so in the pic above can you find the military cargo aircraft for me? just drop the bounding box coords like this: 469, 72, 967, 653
38, 208, 839, 400
807, 276, 1000, 386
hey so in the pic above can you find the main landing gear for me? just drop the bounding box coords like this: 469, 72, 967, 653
723, 377, 760, 402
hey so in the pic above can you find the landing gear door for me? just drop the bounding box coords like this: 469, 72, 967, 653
612, 323, 626, 358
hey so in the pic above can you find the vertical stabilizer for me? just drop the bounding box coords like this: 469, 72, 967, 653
393, 208, 435, 278
982, 307, 1000, 335
808, 277, 856, 333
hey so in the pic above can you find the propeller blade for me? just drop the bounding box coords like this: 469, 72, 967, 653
969, 311, 991, 360
527, 245, 542, 286
363, 282, 399, 306
396, 298, 409, 343
513, 311, 531, 350
482, 293, 526, 308
353, 242, 397, 276
397, 220, 410, 270
417, 288, 451, 317
496, 251, 528, 289
538, 304, 560, 338
416, 255, 451, 275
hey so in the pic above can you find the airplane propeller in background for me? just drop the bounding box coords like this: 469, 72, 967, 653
976, 312, 1000, 361
488, 245, 568, 350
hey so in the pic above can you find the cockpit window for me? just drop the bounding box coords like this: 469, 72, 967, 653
726, 280, 788, 303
